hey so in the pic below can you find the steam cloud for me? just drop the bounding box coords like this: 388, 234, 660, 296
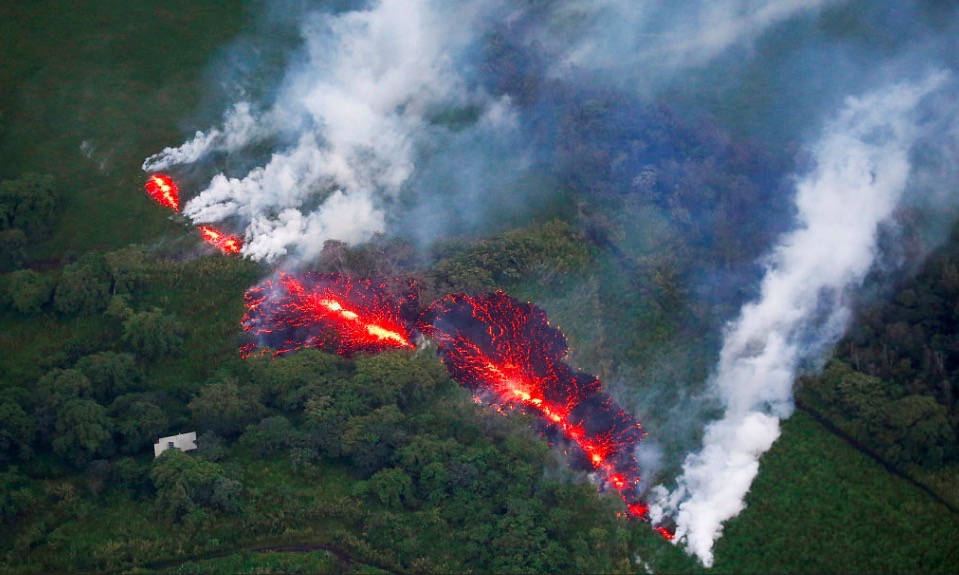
650, 72, 955, 567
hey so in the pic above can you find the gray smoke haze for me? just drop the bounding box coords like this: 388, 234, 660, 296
144, 0, 959, 566
142, 0, 831, 262
527, 0, 838, 87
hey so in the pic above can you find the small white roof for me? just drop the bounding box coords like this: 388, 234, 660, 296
153, 432, 198, 458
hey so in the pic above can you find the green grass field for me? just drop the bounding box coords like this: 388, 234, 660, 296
0, 0, 243, 258
713, 412, 959, 574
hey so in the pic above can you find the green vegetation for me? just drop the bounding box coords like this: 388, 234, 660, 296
713, 412, 959, 574
143, 549, 359, 575
1, 1, 957, 574
798, 225, 959, 509
0, 213, 955, 572
0, 0, 244, 257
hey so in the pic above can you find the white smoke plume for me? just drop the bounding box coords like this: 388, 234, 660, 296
143, 102, 264, 170
144, 0, 516, 262
650, 71, 952, 567
142, 0, 833, 263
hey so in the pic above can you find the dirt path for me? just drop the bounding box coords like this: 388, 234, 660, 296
134, 538, 400, 574
796, 399, 959, 516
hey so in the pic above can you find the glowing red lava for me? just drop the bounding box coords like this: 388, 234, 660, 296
144, 174, 180, 211
198, 225, 243, 254
419, 291, 653, 522
655, 526, 676, 541
241, 272, 415, 357
236, 275, 671, 538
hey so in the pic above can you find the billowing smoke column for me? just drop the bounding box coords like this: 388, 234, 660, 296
142, 0, 518, 262
650, 72, 954, 567
241, 272, 415, 358
419, 291, 663, 529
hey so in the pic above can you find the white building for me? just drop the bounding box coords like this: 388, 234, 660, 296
154, 432, 198, 458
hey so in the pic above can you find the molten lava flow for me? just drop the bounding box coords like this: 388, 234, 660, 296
655, 526, 676, 541
198, 225, 244, 254
241, 272, 415, 357
144, 174, 180, 211
142, 175, 245, 255
237, 276, 670, 537
419, 291, 654, 522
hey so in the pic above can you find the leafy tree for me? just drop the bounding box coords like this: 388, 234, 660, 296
834, 364, 890, 421
0, 467, 38, 524
5, 269, 54, 313
801, 360, 957, 469
352, 351, 448, 409
75, 352, 141, 402
188, 381, 266, 437
151, 449, 220, 520
396, 435, 460, 476
289, 445, 325, 478
86, 459, 112, 495
881, 394, 956, 467
823, 226, 959, 469
52, 399, 113, 466
54, 253, 112, 315
150, 449, 243, 520
239, 415, 298, 457
367, 467, 416, 510
104, 293, 134, 321
0, 228, 27, 271
427, 219, 593, 294
104, 245, 147, 295
0, 173, 58, 237
111, 395, 169, 454
0, 401, 35, 461
250, 348, 352, 411
38, 368, 93, 402
416, 461, 451, 503
302, 395, 347, 458
112, 456, 152, 497
489, 497, 551, 573
341, 404, 408, 477
122, 308, 185, 360
209, 476, 244, 513
194, 430, 228, 462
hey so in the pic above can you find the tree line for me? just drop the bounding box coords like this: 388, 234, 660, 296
798, 223, 959, 472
